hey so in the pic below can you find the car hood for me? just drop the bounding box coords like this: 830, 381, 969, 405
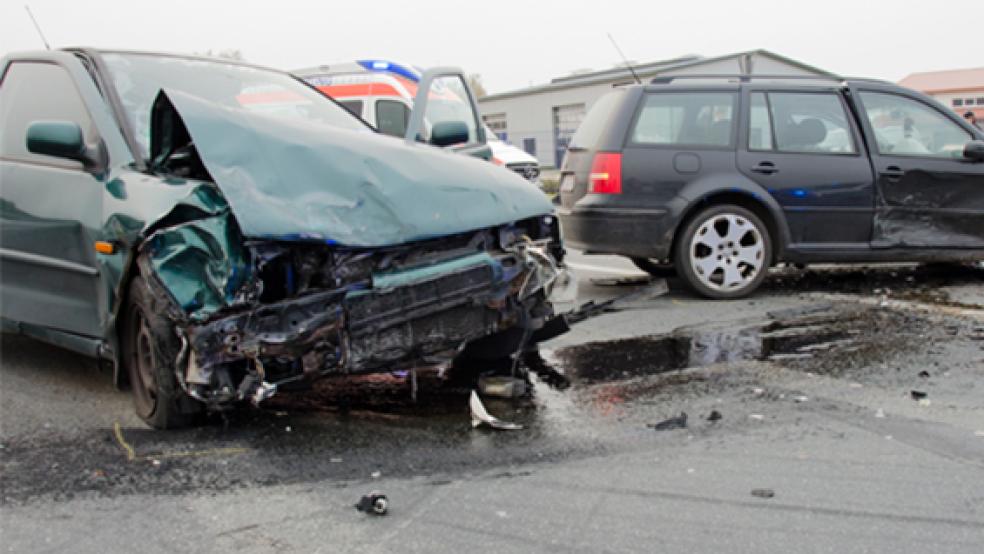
489, 140, 539, 165
155, 89, 553, 248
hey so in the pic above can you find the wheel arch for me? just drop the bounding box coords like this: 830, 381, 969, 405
673, 184, 789, 264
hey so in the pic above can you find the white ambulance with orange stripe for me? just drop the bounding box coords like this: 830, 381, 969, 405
294, 60, 542, 184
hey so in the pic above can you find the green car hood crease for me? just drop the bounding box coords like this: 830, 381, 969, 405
158, 89, 553, 248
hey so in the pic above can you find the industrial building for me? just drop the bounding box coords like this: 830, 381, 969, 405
898, 67, 984, 119
477, 49, 834, 168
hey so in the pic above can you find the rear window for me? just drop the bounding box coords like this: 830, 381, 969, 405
569, 91, 624, 148
630, 92, 736, 147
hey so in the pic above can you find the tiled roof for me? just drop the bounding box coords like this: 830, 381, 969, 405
898, 67, 984, 93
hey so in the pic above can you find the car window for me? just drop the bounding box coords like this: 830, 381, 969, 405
419, 75, 478, 144
570, 91, 623, 149
376, 99, 410, 137
631, 92, 736, 147
748, 92, 773, 150
767, 92, 856, 154
0, 62, 99, 167
337, 99, 363, 117
859, 91, 972, 159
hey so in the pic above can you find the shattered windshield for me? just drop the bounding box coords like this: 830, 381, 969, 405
101, 52, 367, 159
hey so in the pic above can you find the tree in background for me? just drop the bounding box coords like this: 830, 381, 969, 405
467, 74, 487, 98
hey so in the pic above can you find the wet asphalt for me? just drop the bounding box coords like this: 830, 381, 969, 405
2, 253, 984, 552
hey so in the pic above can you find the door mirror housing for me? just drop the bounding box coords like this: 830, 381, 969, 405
26, 120, 103, 169
430, 121, 470, 147
964, 140, 984, 162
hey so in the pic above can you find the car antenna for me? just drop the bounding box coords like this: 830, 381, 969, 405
24, 5, 51, 50
607, 33, 640, 85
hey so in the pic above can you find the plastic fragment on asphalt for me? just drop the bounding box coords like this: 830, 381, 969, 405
469, 390, 523, 430
910, 390, 928, 400
875, 409, 886, 418
918, 370, 930, 378
751, 488, 775, 499
371, 471, 381, 479
707, 410, 723, 422
648, 412, 688, 431
749, 414, 765, 421
477, 375, 527, 398
355, 491, 389, 515
752, 387, 765, 396
918, 399, 931, 407
793, 395, 809, 403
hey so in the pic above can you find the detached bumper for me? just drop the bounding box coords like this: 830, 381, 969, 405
558, 206, 675, 260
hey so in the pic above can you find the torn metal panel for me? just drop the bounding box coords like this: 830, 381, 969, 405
155, 89, 554, 247
140, 185, 253, 322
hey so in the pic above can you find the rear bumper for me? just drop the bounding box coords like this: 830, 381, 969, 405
558, 205, 675, 260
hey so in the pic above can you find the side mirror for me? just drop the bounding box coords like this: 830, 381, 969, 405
965, 140, 984, 162
431, 121, 469, 147
26, 121, 102, 169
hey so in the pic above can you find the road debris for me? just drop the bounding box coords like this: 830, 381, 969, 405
648, 412, 688, 431
748, 414, 765, 421
875, 409, 886, 418
477, 375, 527, 398
469, 391, 523, 430
371, 471, 381, 479
752, 387, 765, 396
918, 370, 930, 378
792, 395, 809, 403
751, 488, 775, 499
707, 410, 723, 422
355, 492, 389, 515
910, 390, 928, 400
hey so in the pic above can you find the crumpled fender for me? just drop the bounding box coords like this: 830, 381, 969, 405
154, 89, 553, 248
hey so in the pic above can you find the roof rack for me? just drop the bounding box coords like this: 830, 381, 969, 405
649, 73, 846, 84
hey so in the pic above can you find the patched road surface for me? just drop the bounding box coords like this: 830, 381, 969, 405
2, 256, 984, 553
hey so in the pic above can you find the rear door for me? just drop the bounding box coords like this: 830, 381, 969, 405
852, 86, 984, 248
558, 89, 630, 210
0, 60, 105, 337
737, 87, 874, 248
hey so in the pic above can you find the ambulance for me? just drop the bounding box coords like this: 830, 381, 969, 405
294, 60, 542, 184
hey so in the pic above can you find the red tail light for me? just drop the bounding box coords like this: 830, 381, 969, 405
589, 152, 622, 194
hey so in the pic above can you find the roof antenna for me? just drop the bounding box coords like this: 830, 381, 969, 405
24, 5, 51, 50
607, 33, 640, 85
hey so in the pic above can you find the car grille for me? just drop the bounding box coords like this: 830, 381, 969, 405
507, 162, 540, 182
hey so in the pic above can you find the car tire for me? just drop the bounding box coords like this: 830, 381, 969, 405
122, 276, 203, 429
674, 204, 772, 299
629, 257, 675, 278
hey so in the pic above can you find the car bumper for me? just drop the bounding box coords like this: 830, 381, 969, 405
558, 205, 675, 260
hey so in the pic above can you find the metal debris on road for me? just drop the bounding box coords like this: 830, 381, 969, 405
355, 492, 389, 515
469, 391, 523, 431
751, 488, 775, 499
648, 412, 688, 431
707, 410, 723, 422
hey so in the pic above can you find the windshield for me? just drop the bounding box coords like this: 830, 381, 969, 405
101, 52, 367, 159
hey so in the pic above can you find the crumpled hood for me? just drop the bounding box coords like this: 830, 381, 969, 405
157, 90, 553, 248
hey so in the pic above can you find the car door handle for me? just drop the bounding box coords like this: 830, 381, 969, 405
881, 166, 905, 180
751, 162, 778, 175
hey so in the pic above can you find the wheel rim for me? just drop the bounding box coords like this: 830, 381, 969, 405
127, 307, 158, 419
688, 213, 765, 292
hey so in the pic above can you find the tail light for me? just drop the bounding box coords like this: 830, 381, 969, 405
589, 152, 622, 194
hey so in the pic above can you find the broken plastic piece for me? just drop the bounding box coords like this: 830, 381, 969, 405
477, 375, 527, 398
469, 391, 523, 430
251, 381, 278, 405
355, 491, 389, 515
648, 412, 688, 431
910, 390, 928, 400
707, 410, 723, 422
751, 488, 775, 499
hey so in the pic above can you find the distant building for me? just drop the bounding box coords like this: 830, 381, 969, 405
477, 49, 835, 168
898, 67, 984, 119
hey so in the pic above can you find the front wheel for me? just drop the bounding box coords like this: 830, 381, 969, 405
121, 277, 203, 429
674, 205, 772, 299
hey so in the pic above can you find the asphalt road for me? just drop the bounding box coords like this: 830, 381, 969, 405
2, 253, 984, 553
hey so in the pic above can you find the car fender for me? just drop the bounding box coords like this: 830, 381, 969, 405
675, 173, 791, 256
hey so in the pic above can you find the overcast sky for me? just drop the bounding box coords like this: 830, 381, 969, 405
1, 0, 976, 93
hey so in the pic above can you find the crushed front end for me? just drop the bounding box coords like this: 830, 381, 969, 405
138, 188, 573, 409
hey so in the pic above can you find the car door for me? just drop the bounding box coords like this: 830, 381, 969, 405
737, 87, 875, 248
0, 60, 106, 337
405, 68, 491, 160
852, 86, 984, 248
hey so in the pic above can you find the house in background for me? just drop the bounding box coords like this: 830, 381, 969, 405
477, 49, 835, 168
898, 67, 984, 118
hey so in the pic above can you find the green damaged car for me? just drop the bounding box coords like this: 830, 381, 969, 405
0, 49, 574, 428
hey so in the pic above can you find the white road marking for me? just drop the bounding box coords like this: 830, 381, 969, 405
566, 262, 647, 277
